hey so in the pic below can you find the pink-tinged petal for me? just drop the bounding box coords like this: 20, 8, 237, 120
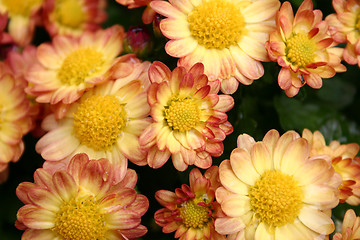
165, 38, 197, 58
221, 194, 251, 217
156, 81, 172, 106
179, 72, 195, 91
194, 85, 210, 99
28, 188, 61, 212
332, 0, 346, 13
155, 190, 177, 208
170, 66, 187, 93
215, 217, 245, 235
172, 152, 188, 171
194, 153, 212, 169
219, 160, 248, 195
214, 95, 234, 112
250, 142, 272, 175
33, 169, 55, 190
162, 220, 181, 233
297, 0, 314, 14
52, 171, 77, 202
230, 148, 260, 186
157, 126, 172, 151
278, 2, 294, 38
298, 206, 335, 235
279, 138, 309, 175
150, 1, 186, 18
16, 182, 36, 204
120, 225, 148, 239
139, 123, 161, 149
262, 129, 280, 157
22, 229, 57, 240
100, 189, 136, 213
303, 184, 339, 209
160, 18, 191, 39
186, 130, 205, 150
237, 134, 256, 152
303, 73, 323, 89
117, 169, 138, 189
254, 222, 274, 240
127, 194, 149, 216
36, 128, 78, 161
293, 10, 314, 33
293, 159, 333, 186
316, 38, 333, 49
106, 209, 141, 229
285, 85, 300, 97
180, 147, 196, 165
242, 0, 280, 23
147, 147, 171, 168
220, 76, 240, 94
21, 208, 56, 229
149, 61, 171, 84
230, 46, 264, 80
278, 68, 293, 90
118, 133, 146, 162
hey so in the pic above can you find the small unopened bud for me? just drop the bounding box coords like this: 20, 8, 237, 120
123, 25, 153, 59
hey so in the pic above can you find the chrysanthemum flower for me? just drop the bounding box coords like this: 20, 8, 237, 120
302, 129, 360, 205
215, 129, 341, 239
139, 62, 233, 171
150, 0, 280, 94
3, 45, 50, 137
265, 0, 346, 97
115, 0, 156, 24
333, 209, 360, 240
0, 72, 31, 177
26, 25, 125, 106
326, 0, 360, 67
0, 0, 43, 46
155, 166, 225, 240
16, 153, 149, 240
42, 0, 107, 37
36, 60, 151, 182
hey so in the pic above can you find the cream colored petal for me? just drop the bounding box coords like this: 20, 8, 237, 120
237, 133, 256, 152
250, 142, 272, 175
280, 138, 310, 175
302, 184, 338, 209
230, 45, 264, 80
293, 159, 333, 186
298, 206, 335, 235
219, 160, 249, 195
150, 0, 187, 18
262, 129, 280, 157
165, 38, 198, 58
221, 194, 251, 217
254, 222, 275, 240
169, 0, 194, 14
160, 18, 191, 40
230, 148, 260, 186
215, 217, 245, 235
242, 0, 280, 23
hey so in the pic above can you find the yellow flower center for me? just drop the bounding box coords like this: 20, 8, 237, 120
53, 196, 106, 240
249, 170, 303, 227
73, 95, 127, 151
57, 48, 104, 86
2, 0, 43, 16
164, 97, 200, 132
187, 0, 246, 49
55, 0, 85, 29
179, 200, 210, 229
286, 33, 317, 67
